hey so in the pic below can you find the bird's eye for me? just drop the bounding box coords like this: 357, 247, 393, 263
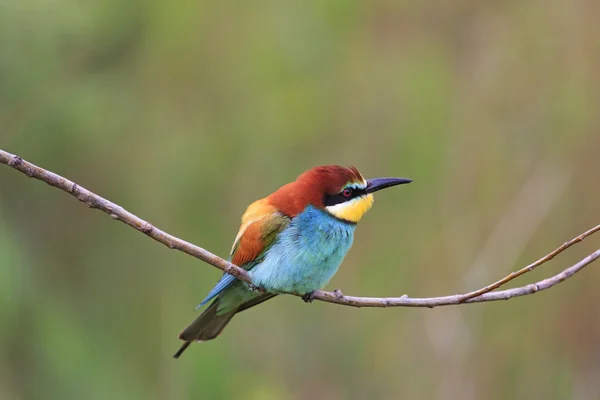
342, 188, 353, 197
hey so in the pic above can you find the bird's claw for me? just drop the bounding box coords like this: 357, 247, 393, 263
247, 283, 263, 293
302, 291, 316, 303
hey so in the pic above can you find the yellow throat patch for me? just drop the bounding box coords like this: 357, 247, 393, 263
325, 194, 374, 223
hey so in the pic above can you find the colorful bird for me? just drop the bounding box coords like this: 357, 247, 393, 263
174, 165, 411, 358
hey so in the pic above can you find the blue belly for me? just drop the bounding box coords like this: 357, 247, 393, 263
249, 206, 356, 294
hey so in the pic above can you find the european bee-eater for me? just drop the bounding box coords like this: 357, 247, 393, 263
174, 165, 411, 358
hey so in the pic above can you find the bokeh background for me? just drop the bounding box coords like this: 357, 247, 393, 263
2, 1, 600, 399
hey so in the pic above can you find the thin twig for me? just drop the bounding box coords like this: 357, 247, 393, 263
1, 148, 599, 308
315, 249, 600, 307
458, 224, 600, 302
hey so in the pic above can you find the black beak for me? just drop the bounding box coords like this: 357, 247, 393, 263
365, 177, 412, 194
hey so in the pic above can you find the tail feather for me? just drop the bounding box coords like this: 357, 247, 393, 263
174, 292, 277, 359
173, 299, 235, 359
173, 341, 191, 359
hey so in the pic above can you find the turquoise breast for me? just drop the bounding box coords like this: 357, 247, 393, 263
249, 205, 356, 294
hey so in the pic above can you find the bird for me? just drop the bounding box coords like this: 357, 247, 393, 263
174, 165, 411, 358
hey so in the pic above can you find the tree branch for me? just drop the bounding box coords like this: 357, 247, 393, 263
1, 148, 599, 308
458, 224, 600, 302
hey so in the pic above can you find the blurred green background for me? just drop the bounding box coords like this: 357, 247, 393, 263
1, 1, 600, 399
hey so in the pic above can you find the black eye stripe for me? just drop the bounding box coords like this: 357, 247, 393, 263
324, 188, 365, 207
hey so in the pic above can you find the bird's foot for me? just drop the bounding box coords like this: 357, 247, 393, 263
302, 291, 316, 303
333, 289, 344, 299
247, 283, 264, 293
